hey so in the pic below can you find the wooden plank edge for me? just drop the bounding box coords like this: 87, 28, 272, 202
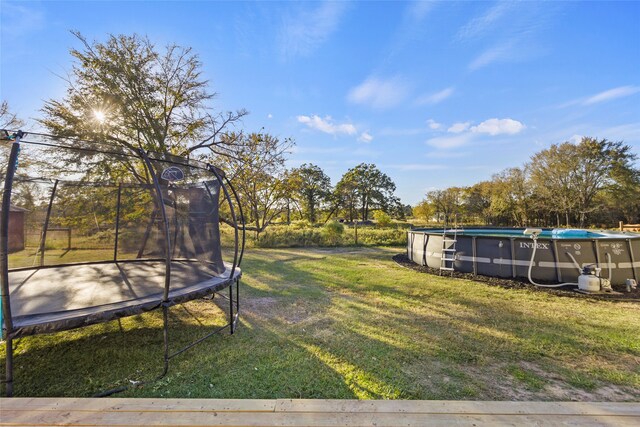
1, 411, 640, 427
0, 397, 276, 412
274, 400, 640, 416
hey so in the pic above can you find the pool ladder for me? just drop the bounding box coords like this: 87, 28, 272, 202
440, 227, 458, 275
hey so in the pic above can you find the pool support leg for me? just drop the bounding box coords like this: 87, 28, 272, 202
510, 238, 516, 278
472, 236, 477, 276
627, 239, 638, 282
553, 240, 562, 282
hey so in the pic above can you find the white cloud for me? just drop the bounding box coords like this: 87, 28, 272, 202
468, 41, 516, 71
347, 76, 410, 109
447, 122, 471, 133
358, 132, 373, 143
456, 1, 514, 41
427, 118, 526, 149
416, 87, 455, 105
427, 119, 441, 130
583, 86, 640, 105
297, 115, 357, 136
267, 113, 273, 119
406, 0, 436, 22
279, 1, 347, 58
471, 118, 525, 135
426, 133, 475, 149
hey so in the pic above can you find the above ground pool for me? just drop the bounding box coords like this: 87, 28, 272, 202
407, 228, 640, 285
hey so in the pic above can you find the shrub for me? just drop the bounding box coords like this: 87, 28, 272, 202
322, 221, 344, 246
255, 226, 323, 248
351, 228, 406, 246
252, 223, 407, 248
374, 211, 392, 228
290, 219, 312, 229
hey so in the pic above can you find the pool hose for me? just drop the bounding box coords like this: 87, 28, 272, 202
527, 235, 579, 288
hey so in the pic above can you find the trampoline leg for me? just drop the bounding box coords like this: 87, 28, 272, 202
233, 279, 240, 330
229, 280, 234, 335
4, 337, 13, 397
162, 305, 169, 377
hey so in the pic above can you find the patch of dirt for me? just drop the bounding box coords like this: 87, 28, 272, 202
243, 296, 324, 325
311, 247, 380, 255
544, 383, 638, 401
242, 297, 279, 319
462, 362, 640, 401
392, 253, 640, 301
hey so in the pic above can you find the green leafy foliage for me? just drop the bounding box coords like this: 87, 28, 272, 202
40, 32, 247, 159
333, 163, 401, 222
254, 224, 406, 248
413, 137, 639, 227
373, 211, 392, 227
286, 164, 332, 223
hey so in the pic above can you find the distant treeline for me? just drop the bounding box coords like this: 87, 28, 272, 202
412, 137, 639, 228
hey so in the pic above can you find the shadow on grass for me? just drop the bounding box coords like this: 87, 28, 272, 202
2, 246, 639, 400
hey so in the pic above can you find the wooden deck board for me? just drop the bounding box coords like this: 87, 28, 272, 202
1, 398, 638, 427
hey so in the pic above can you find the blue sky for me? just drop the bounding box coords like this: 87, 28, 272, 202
2, 1, 639, 205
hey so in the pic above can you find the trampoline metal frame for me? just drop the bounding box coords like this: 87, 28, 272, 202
0, 132, 246, 397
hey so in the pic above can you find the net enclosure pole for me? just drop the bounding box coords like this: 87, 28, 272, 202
140, 150, 173, 377
1, 133, 22, 397
113, 183, 122, 262
224, 175, 246, 268
39, 179, 59, 267
207, 165, 239, 333
223, 175, 245, 320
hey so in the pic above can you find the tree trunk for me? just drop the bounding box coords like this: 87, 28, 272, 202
286, 201, 291, 224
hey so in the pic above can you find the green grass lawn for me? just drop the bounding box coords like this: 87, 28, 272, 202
1, 247, 639, 400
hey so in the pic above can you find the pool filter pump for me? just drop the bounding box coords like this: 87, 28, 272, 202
578, 265, 602, 292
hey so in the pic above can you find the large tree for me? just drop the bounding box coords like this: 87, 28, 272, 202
287, 163, 331, 223
529, 137, 636, 227
464, 181, 492, 225
489, 167, 531, 227
334, 163, 399, 222
426, 187, 464, 225
219, 132, 293, 237
40, 32, 247, 158
412, 199, 434, 221
605, 151, 640, 224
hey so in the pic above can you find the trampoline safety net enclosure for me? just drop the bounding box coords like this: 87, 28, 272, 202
0, 131, 245, 396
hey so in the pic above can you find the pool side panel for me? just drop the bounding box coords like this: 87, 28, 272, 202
598, 239, 634, 284
476, 237, 513, 278
453, 236, 473, 273
409, 232, 425, 266
553, 240, 597, 283
407, 230, 640, 285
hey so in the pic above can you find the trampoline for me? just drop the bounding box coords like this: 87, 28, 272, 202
1, 131, 245, 396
